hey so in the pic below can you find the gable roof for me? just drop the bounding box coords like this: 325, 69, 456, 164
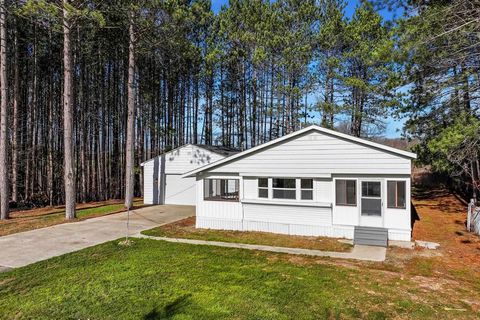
182, 125, 417, 177
140, 144, 239, 166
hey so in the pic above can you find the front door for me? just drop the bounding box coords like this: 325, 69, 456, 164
359, 180, 383, 227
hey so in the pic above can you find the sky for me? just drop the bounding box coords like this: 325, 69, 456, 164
210, 0, 406, 138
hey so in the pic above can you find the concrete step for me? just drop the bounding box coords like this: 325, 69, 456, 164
354, 226, 388, 247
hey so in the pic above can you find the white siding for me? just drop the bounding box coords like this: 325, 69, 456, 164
193, 129, 413, 241
243, 203, 331, 226
195, 177, 243, 230
315, 179, 332, 203
142, 145, 226, 205
210, 131, 411, 175
143, 164, 155, 205
388, 229, 411, 241
384, 178, 411, 231
164, 145, 225, 174
196, 175, 412, 240
243, 203, 332, 236
144, 145, 225, 174
332, 176, 411, 227
243, 177, 258, 199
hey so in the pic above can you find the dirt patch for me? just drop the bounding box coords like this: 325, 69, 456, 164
411, 190, 480, 283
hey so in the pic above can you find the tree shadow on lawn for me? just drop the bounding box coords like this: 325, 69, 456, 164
412, 187, 450, 200
144, 294, 192, 320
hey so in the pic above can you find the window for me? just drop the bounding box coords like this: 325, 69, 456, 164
272, 178, 296, 199
204, 179, 239, 201
387, 181, 406, 209
335, 179, 356, 206
301, 179, 313, 200
258, 178, 268, 198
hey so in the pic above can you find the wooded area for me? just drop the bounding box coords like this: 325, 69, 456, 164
0, 0, 478, 220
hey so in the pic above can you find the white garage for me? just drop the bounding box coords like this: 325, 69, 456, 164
141, 144, 236, 205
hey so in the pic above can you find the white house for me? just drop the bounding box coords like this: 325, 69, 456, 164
141, 144, 237, 205
183, 125, 416, 246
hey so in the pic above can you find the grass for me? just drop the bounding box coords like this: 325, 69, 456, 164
1, 188, 480, 318
0, 199, 145, 236
142, 216, 353, 252
1, 238, 477, 320
76, 203, 137, 218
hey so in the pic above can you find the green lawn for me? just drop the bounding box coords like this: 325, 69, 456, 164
0, 200, 144, 236
76, 203, 136, 218
142, 217, 352, 252
0, 239, 475, 319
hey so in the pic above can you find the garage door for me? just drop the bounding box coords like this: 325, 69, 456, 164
164, 174, 196, 205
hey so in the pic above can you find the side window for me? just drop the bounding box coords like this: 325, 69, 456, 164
300, 179, 313, 200
204, 179, 239, 201
258, 178, 268, 198
387, 181, 406, 209
335, 179, 356, 206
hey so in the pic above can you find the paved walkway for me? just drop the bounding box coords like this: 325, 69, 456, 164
0, 205, 194, 269
137, 234, 387, 262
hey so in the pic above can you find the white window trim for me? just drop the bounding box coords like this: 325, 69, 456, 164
359, 179, 383, 217
271, 178, 297, 201
203, 178, 240, 202
255, 177, 315, 202
258, 177, 269, 199
386, 179, 407, 209
334, 178, 358, 207
300, 178, 314, 201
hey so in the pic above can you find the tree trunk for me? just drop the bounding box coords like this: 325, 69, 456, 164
47, 31, 54, 206
12, 19, 19, 204
63, 0, 76, 219
124, 11, 136, 209
0, 0, 8, 219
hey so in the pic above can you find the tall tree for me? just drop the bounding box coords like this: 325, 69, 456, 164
124, 7, 136, 209
63, 0, 76, 219
11, 18, 19, 204
342, 2, 396, 137
392, 0, 480, 197
0, 0, 8, 220
316, 0, 346, 129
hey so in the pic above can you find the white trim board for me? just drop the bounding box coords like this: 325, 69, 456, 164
239, 172, 332, 178
241, 199, 332, 208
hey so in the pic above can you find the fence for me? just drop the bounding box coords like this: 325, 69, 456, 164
467, 199, 480, 235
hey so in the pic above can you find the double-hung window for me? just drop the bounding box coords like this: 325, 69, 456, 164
204, 179, 239, 201
272, 178, 296, 199
258, 178, 268, 198
387, 181, 406, 209
300, 179, 313, 200
335, 179, 356, 206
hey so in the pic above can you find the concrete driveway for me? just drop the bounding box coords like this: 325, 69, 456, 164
0, 205, 194, 269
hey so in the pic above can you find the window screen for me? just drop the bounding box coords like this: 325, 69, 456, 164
335, 179, 356, 206
204, 179, 239, 201
387, 181, 406, 209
